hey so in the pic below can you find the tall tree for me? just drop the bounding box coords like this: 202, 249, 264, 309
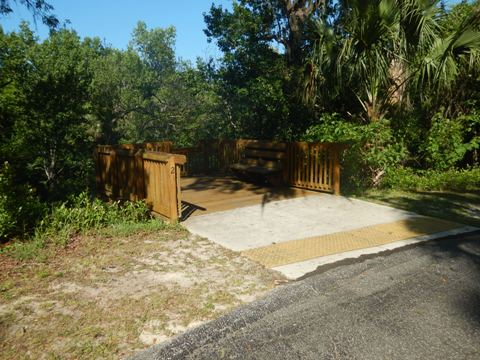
204, 0, 327, 138
9, 28, 99, 198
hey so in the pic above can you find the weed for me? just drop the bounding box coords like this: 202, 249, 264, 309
0, 280, 14, 300
98, 219, 170, 238
3, 236, 47, 261
36, 269, 51, 279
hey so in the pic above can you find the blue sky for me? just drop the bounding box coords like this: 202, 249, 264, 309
1, 0, 461, 63
0, 0, 232, 63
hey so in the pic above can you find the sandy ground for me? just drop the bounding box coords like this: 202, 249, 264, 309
0, 227, 283, 359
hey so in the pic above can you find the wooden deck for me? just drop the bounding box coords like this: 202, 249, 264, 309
180, 176, 318, 219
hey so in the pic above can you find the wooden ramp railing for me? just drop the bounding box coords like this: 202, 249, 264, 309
94, 144, 186, 221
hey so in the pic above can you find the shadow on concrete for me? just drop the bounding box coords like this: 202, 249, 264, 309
180, 201, 207, 220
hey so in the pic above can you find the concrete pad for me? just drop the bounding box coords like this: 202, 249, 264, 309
182, 193, 478, 279
184, 194, 421, 251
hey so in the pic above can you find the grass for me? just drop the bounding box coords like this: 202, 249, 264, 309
0, 222, 282, 359
355, 189, 480, 227
96, 219, 173, 237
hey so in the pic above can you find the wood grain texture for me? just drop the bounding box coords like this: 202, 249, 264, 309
180, 176, 318, 218
94, 143, 183, 221
285, 142, 341, 194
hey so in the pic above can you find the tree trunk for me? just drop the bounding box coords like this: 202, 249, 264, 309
281, 0, 324, 66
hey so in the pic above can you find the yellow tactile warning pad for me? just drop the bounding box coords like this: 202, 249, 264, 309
241, 217, 461, 268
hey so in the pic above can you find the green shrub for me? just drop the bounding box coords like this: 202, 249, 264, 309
382, 166, 480, 192
33, 192, 153, 246
0, 162, 45, 241
303, 114, 407, 189
1, 192, 158, 259
422, 113, 479, 170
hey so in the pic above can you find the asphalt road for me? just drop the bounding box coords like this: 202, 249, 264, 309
131, 231, 480, 360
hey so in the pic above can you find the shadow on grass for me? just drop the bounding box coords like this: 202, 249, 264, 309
356, 189, 480, 227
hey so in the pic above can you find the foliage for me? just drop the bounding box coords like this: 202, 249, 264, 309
1, 192, 157, 259
87, 22, 226, 146
12, 29, 99, 199
382, 166, 480, 192
205, 0, 480, 172
0, 0, 58, 28
0, 162, 45, 241
98, 220, 172, 238
204, 0, 317, 139
305, 0, 480, 122
35, 192, 153, 245
0, 25, 102, 201
303, 114, 407, 188
422, 112, 479, 170
0, 21, 228, 205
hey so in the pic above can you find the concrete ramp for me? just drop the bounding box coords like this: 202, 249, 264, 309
183, 193, 477, 278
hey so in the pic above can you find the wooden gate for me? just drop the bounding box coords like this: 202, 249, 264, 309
285, 142, 342, 194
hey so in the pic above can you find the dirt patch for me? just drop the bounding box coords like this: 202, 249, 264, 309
0, 228, 283, 359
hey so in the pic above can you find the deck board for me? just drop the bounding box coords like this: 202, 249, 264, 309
180, 176, 318, 219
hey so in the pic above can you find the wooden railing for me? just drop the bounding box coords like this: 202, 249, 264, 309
285, 142, 342, 194
173, 139, 343, 195
172, 139, 343, 194
94, 144, 186, 221
172, 140, 247, 176
94, 140, 343, 221
104, 141, 173, 152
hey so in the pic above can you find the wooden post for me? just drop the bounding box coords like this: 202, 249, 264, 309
333, 145, 341, 195
218, 140, 225, 174
93, 147, 101, 197
167, 156, 179, 221
176, 164, 182, 219
202, 140, 209, 174
111, 149, 119, 200
283, 143, 290, 184
135, 149, 145, 200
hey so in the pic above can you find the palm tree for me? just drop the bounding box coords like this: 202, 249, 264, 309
304, 0, 480, 122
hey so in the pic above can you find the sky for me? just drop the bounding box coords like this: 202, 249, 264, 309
0, 0, 233, 63
0, 0, 462, 63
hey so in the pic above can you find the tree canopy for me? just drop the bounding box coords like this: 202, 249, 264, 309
0, 1, 479, 240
